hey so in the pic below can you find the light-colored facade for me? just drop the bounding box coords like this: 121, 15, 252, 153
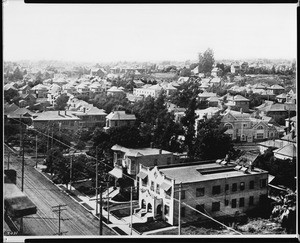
133, 84, 163, 98
136, 161, 269, 225
110, 144, 179, 177
104, 111, 136, 131
221, 110, 279, 142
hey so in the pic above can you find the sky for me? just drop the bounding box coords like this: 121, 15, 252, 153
3, 1, 297, 63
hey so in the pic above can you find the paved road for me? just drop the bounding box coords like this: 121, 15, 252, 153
4, 148, 115, 236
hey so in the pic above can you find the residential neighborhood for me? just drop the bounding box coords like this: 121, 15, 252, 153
3, 2, 297, 240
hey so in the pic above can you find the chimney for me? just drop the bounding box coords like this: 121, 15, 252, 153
150, 142, 154, 148
65, 110, 67, 116
58, 110, 60, 116
83, 107, 86, 113
159, 149, 162, 155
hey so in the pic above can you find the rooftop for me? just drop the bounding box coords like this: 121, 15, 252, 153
32, 110, 81, 121
111, 144, 173, 157
106, 111, 136, 120
160, 162, 267, 184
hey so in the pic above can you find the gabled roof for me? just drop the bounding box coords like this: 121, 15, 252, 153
107, 86, 124, 92
269, 84, 284, 90
273, 143, 297, 159
233, 95, 249, 101
106, 111, 136, 120
7, 108, 34, 118
111, 144, 172, 157
4, 103, 19, 115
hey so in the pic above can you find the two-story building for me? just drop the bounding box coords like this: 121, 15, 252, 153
225, 95, 250, 113
136, 161, 268, 225
71, 106, 107, 128
133, 84, 163, 98
221, 110, 279, 142
109, 144, 179, 181
31, 110, 81, 131
104, 111, 136, 131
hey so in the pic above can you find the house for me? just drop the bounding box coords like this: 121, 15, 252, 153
76, 83, 90, 96
90, 68, 106, 78
18, 94, 36, 108
211, 67, 221, 77
221, 110, 279, 142
273, 143, 297, 160
107, 86, 124, 96
276, 93, 288, 103
136, 160, 268, 225
30, 84, 49, 98
71, 106, 107, 128
195, 107, 221, 132
4, 83, 18, 91
198, 92, 217, 102
256, 102, 288, 125
268, 84, 285, 95
89, 82, 103, 95
231, 64, 240, 74
109, 144, 180, 181
225, 95, 250, 113
162, 83, 177, 96
133, 80, 145, 88
133, 84, 163, 98
18, 84, 31, 95
7, 107, 34, 125
31, 110, 81, 131
104, 110, 136, 131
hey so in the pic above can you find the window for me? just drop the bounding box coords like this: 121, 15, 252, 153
239, 198, 245, 207
257, 133, 264, 139
181, 207, 186, 217
231, 199, 237, 208
212, 185, 221, 195
196, 187, 205, 197
142, 177, 148, 187
232, 183, 237, 192
196, 204, 205, 213
260, 179, 267, 188
164, 205, 169, 216
249, 180, 254, 189
156, 184, 160, 195
240, 182, 245, 191
224, 199, 229, 206
181, 190, 185, 200
150, 181, 154, 191
243, 123, 247, 128
225, 124, 233, 130
257, 126, 264, 130
249, 196, 254, 206
212, 202, 220, 212
225, 184, 229, 191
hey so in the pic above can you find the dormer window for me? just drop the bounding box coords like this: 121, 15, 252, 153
257, 125, 264, 130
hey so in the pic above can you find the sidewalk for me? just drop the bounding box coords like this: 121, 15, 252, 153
35, 164, 140, 235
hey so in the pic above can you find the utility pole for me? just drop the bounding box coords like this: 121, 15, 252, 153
95, 149, 98, 215
52, 204, 67, 235
35, 135, 38, 168
130, 186, 133, 235
178, 182, 182, 235
106, 181, 110, 223
99, 185, 103, 235
51, 124, 54, 149
69, 155, 73, 191
21, 126, 25, 192
7, 151, 10, 170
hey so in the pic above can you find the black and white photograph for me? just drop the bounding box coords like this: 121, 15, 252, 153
3, 1, 297, 241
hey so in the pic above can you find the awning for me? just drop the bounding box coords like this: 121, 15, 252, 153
108, 167, 123, 179
160, 182, 172, 191
137, 171, 148, 179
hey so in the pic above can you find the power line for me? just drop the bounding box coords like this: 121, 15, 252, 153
9, 117, 243, 235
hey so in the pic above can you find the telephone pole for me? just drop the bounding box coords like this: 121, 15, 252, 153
52, 204, 67, 235
178, 182, 182, 235
130, 186, 133, 235
69, 155, 73, 191
35, 135, 38, 168
95, 149, 99, 215
99, 185, 103, 235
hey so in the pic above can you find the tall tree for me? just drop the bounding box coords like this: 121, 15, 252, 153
194, 114, 233, 160
198, 48, 215, 74
54, 94, 69, 110
181, 97, 198, 159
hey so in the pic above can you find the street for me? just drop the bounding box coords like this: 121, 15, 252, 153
4, 148, 115, 236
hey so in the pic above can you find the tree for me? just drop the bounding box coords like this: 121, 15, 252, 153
13, 67, 24, 81
198, 48, 215, 74
169, 81, 201, 108
194, 114, 233, 160
54, 94, 69, 110
179, 67, 191, 77
4, 89, 20, 103
181, 98, 198, 160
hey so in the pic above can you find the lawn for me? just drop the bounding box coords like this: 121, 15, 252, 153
110, 205, 139, 219
132, 219, 171, 234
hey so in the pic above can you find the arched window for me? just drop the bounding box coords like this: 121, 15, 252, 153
225, 123, 233, 130
257, 125, 264, 130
